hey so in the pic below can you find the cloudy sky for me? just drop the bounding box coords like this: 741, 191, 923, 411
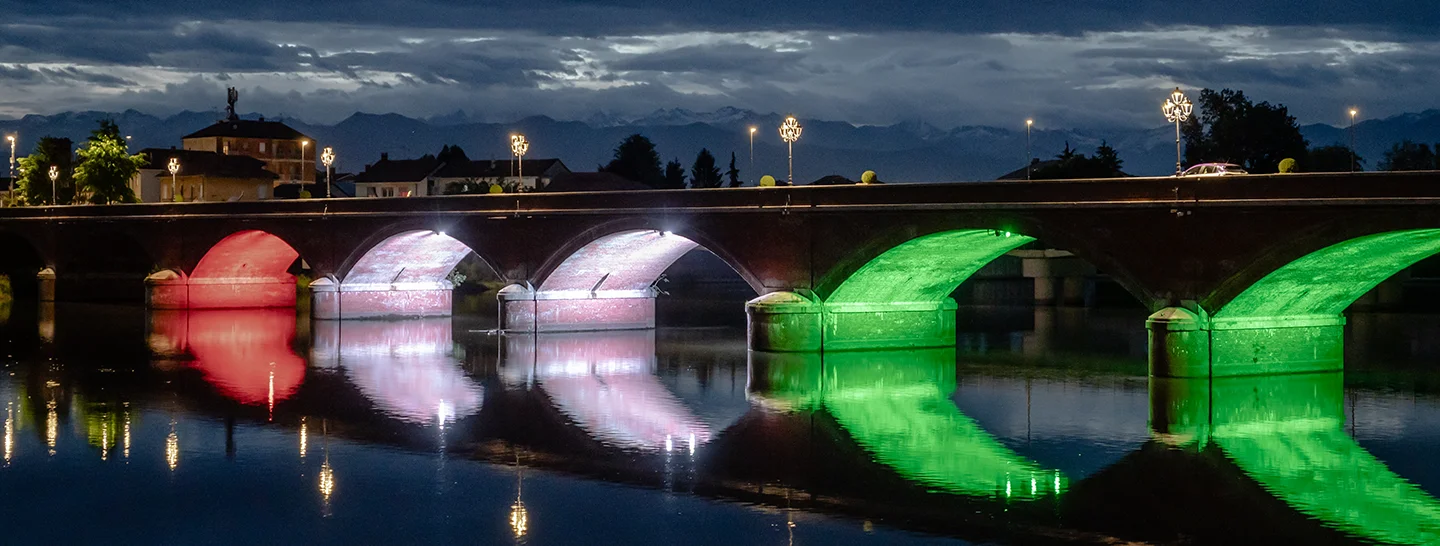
0, 0, 1436, 129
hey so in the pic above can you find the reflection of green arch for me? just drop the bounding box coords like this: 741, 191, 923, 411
1154, 374, 1440, 545
820, 230, 1034, 350
750, 349, 1066, 500
1218, 229, 1440, 319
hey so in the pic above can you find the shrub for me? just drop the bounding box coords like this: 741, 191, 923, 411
1278, 158, 1297, 173
759, 175, 777, 187
860, 170, 878, 184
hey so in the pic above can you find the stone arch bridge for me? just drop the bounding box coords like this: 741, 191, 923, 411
1, 171, 1437, 377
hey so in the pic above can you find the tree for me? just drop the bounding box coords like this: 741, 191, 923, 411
1030, 141, 1127, 180
689, 148, 722, 188
726, 152, 742, 188
14, 137, 75, 205
1305, 145, 1362, 172
74, 120, 145, 204
1181, 88, 1308, 174
1378, 140, 1436, 171
663, 158, 686, 189
600, 134, 664, 188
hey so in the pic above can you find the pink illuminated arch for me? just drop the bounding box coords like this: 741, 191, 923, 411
539, 230, 701, 293
343, 231, 478, 289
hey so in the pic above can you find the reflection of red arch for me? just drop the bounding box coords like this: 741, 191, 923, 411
186, 230, 301, 309
150, 309, 305, 407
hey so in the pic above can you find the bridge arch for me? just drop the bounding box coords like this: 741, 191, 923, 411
0, 230, 48, 301
323, 229, 497, 320
1153, 229, 1440, 378
147, 229, 308, 309
505, 223, 761, 332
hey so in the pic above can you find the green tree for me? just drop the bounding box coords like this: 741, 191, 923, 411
14, 137, 75, 205
689, 148, 722, 188
74, 121, 145, 204
1030, 141, 1126, 180
1304, 145, 1362, 172
1181, 88, 1308, 173
1093, 141, 1123, 175
600, 134, 664, 188
1378, 140, 1436, 171
726, 152, 742, 188
663, 158, 686, 189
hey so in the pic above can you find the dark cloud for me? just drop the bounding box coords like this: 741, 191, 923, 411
0, 64, 136, 87
611, 44, 804, 74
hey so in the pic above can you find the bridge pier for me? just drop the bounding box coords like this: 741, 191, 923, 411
1147, 307, 1344, 378
498, 284, 658, 332
1016, 250, 1094, 306
310, 278, 454, 320
746, 291, 956, 352
145, 269, 297, 309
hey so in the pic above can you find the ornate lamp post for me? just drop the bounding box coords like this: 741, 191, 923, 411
1025, 119, 1033, 180
1349, 108, 1358, 172
6, 134, 15, 205
320, 147, 335, 198
748, 126, 757, 185
779, 116, 802, 185
510, 134, 529, 187
167, 157, 180, 202
47, 165, 58, 205
1162, 87, 1194, 175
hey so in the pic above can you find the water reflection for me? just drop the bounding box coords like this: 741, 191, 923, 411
502, 330, 712, 452
149, 309, 306, 408
314, 318, 482, 425
1151, 373, 1440, 545
749, 349, 1067, 501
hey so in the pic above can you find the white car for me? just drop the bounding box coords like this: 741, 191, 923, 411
1180, 163, 1249, 177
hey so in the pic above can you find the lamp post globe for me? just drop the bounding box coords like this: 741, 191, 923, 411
510, 134, 529, 187
779, 116, 802, 185
47, 164, 58, 205
167, 157, 180, 202
321, 146, 335, 198
1162, 87, 1194, 175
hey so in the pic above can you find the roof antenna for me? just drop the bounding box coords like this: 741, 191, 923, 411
225, 87, 239, 121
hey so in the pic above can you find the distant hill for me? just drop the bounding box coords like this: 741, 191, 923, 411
3, 107, 1438, 181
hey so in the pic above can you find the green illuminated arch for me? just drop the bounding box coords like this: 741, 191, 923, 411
827, 230, 1034, 305
1156, 374, 1440, 545
1217, 230, 1440, 319
752, 349, 1066, 500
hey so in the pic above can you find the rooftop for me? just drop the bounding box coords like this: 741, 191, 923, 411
137, 148, 277, 179
182, 119, 312, 141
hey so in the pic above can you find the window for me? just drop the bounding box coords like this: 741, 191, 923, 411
382, 187, 396, 197
259, 142, 267, 153
367, 187, 377, 197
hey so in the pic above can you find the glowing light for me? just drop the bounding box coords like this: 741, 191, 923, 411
509, 500, 529, 538
267, 365, 275, 421
779, 116, 802, 184
537, 230, 701, 293
166, 426, 179, 471
319, 461, 335, 501
299, 417, 308, 459
45, 400, 57, 454
1162, 87, 1193, 174
123, 411, 130, 460
320, 147, 334, 168
3, 402, 13, 464
828, 230, 1033, 306
185, 230, 302, 309
167, 157, 180, 175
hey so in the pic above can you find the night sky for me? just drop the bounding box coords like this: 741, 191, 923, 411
1, 0, 1435, 129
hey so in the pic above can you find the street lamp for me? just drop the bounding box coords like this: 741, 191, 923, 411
1025, 119, 1034, 180
47, 165, 58, 205
6, 134, 15, 205
167, 157, 180, 202
510, 134, 529, 187
1349, 108, 1358, 172
300, 139, 309, 185
748, 126, 757, 185
1162, 87, 1194, 175
320, 146, 334, 199
779, 116, 802, 185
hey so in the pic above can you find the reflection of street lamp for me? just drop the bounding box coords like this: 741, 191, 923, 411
1349, 108, 1358, 172
47, 165, 58, 205
748, 126, 757, 185
510, 134, 529, 188
1162, 87, 1194, 175
510, 464, 528, 538
779, 116, 802, 185
167, 157, 180, 202
1025, 119, 1034, 181
321, 147, 334, 199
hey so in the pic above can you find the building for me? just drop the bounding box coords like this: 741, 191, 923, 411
132, 148, 279, 202
179, 88, 315, 188
352, 146, 569, 197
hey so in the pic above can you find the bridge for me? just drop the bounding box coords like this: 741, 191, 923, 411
1, 171, 1438, 377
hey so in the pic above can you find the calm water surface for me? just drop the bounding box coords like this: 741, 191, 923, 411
1, 301, 1438, 545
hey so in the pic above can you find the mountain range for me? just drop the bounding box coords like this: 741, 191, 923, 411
3, 107, 1439, 181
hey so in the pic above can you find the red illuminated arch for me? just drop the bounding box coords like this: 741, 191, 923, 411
187, 230, 302, 308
